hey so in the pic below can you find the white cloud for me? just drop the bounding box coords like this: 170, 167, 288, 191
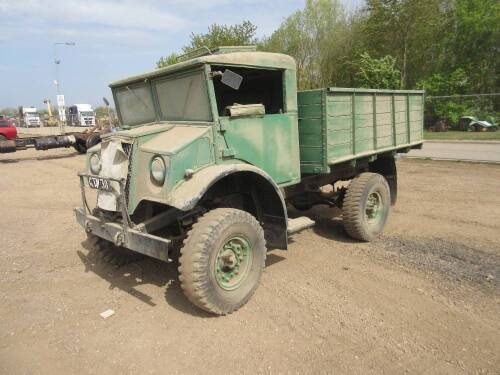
0, 0, 188, 31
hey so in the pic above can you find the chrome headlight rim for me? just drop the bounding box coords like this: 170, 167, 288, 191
150, 156, 166, 186
89, 153, 101, 175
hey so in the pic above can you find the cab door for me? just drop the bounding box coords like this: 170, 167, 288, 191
213, 67, 300, 186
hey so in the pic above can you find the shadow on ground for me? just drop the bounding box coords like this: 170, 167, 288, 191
76, 238, 288, 317
288, 204, 357, 244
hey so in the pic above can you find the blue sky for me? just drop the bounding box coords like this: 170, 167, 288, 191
0, 0, 363, 109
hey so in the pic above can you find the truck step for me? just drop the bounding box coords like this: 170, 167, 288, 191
287, 216, 315, 234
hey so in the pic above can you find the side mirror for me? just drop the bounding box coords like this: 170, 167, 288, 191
103, 97, 110, 107
221, 69, 243, 90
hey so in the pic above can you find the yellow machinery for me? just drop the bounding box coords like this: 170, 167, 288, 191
43, 99, 58, 127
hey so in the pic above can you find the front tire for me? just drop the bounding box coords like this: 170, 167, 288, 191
342, 172, 390, 242
178, 208, 266, 315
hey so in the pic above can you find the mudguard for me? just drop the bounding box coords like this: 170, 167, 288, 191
165, 163, 287, 214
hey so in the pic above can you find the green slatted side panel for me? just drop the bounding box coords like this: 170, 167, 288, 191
375, 95, 393, 148
353, 94, 375, 153
297, 90, 327, 173
326, 93, 353, 160
409, 95, 423, 142
394, 95, 408, 145
298, 88, 424, 170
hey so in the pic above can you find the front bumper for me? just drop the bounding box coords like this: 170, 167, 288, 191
75, 173, 171, 262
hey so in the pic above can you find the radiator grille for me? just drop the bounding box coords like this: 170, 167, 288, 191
122, 142, 133, 204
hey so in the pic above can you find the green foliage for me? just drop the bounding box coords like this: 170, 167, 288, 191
354, 53, 401, 89
0, 107, 18, 117
153, 0, 498, 121
261, 0, 352, 89
187, 21, 257, 51
418, 69, 472, 126
157, 21, 257, 68
157, 53, 180, 69
94, 106, 116, 118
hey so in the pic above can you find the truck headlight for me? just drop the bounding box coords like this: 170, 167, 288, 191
89, 153, 101, 174
150, 156, 166, 185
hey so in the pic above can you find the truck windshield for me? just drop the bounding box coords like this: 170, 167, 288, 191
115, 83, 156, 126
80, 111, 94, 116
154, 71, 212, 122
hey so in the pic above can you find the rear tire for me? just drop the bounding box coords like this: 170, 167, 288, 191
342, 172, 390, 242
0, 135, 6, 141
86, 133, 101, 149
87, 234, 144, 266
178, 208, 266, 315
73, 141, 87, 154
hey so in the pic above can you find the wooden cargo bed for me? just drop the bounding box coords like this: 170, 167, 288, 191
298, 87, 424, 174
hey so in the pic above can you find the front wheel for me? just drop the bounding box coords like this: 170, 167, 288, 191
178, 208, 266, 315
342, 172, 390, 242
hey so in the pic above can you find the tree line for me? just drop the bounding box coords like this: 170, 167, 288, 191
157, 0, 499, 127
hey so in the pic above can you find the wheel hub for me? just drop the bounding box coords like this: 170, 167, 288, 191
215, 236, 252, 290
365, 192, 382, 224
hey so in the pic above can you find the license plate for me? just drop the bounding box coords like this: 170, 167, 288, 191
88, 176, 111, 191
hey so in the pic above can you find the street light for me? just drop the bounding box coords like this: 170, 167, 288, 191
53, 42, 76, 94
53, 42, 75, 133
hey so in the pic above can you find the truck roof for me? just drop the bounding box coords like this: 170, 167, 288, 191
74, 104, 93, 109
109, 49, 296, 88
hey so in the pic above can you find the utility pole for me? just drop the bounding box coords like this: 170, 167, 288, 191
53, 42, 76, 134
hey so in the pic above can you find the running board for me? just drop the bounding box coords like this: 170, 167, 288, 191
287, 217, 315, 234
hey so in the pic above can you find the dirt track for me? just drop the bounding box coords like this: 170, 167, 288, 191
0, 149, 499, 374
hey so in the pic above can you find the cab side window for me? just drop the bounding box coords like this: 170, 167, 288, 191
212, 66, 284, 116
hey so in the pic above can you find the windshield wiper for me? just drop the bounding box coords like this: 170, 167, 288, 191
126, 85, 149, 110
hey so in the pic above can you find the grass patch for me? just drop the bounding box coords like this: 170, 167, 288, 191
424, 130, 500, 141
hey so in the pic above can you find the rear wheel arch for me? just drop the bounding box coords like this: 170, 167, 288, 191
369, 153, 397, 205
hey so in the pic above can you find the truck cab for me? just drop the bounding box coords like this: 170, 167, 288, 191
67, 104, 96, 127
75, 46, 423, 315
20, 107, 41, 127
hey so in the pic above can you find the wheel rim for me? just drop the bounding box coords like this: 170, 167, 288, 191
365, 191, 383, 225
215, 235, 252, 291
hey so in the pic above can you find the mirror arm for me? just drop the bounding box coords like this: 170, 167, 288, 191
210, 71, 223, 79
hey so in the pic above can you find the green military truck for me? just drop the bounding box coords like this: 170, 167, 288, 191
75, 46, 423, 315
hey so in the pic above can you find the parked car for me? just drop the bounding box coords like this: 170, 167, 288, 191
0, 117, 17, 140
458, 116, 498, 132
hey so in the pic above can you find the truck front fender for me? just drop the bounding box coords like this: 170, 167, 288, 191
165, 163, 289, 249
166, 164, 285, 211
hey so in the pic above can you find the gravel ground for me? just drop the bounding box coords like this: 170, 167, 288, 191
0, 149, 499, 374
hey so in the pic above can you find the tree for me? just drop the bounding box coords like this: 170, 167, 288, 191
441, 0, 499, 94
418, 68, 472, 126
157, 21, 257, 68
355, 53, 401, 89
187, 21, 257, 51
156, 53, 180, 68
261, 0, 351, 89
361, 0, 447, 88
94, 106, 116, 119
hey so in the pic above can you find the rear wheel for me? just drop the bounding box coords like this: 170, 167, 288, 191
178, 208, 266, 315
86, 133, 101, 149
73, 141, 87, 154
0, 135, 6, 141
342, 172, 390, 242
87, 234, 144, 266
